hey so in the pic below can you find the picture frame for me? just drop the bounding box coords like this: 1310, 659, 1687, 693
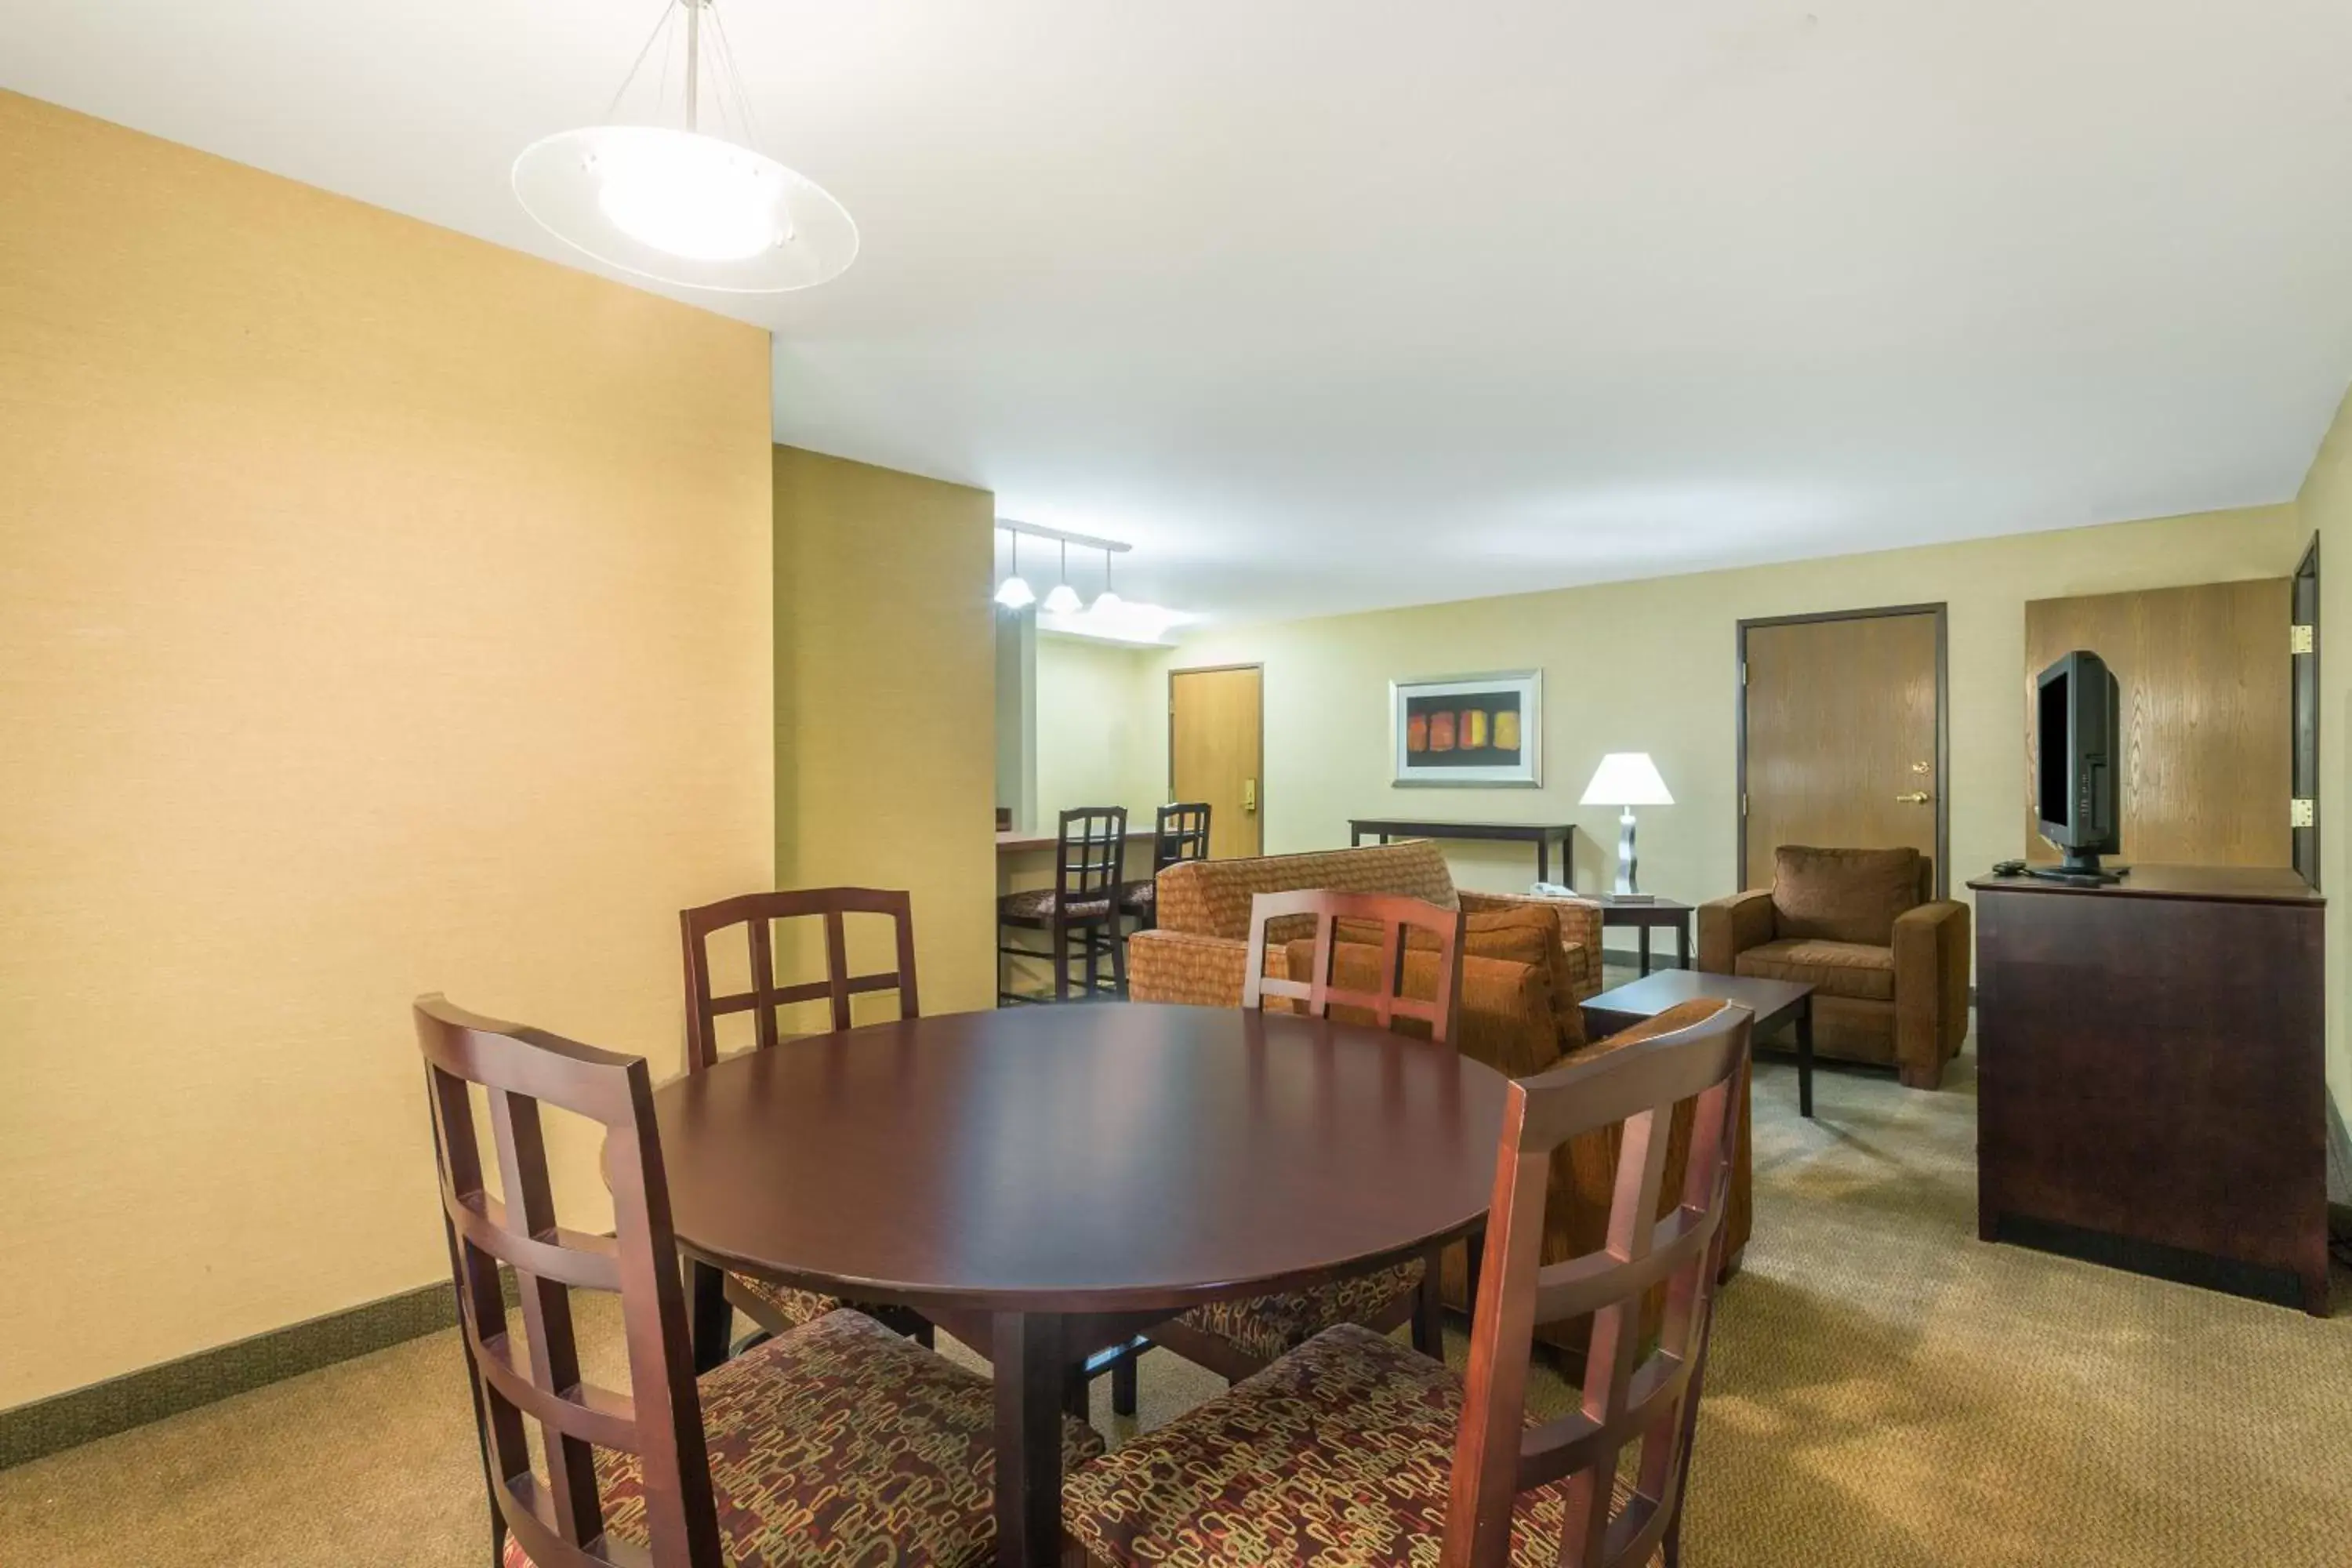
1389, 670, 1542, 787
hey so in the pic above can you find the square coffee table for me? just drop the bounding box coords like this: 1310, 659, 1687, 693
1581, 969, 1817, 1118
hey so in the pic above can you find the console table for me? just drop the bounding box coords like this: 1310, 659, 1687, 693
1347, 818, 1579, 888
1970, 866, 2328, 1315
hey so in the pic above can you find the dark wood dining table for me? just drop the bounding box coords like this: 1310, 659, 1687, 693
648, 1001, 1510, 1568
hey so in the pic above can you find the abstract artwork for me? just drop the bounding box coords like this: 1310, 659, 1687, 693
1390, 670, 1542, 786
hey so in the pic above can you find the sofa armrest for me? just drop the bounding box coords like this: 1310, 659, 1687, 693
1892, 898, 1970, 1087
1126, 928, 1249, 1007
1697, 889, 1774, 974
1461, 889, 1605, 1000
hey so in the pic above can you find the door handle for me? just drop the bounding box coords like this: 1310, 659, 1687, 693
1895, 791, 1932, 804
1243, 779, 1258, 814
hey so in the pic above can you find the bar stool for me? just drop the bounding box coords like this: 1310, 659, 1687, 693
1121, 800, 1211, 932
998, 806, 1129, 1003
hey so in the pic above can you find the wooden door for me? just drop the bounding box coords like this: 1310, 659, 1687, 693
1170, 666, 1262, 858
2024, 579, 2292, 868
1740, 608, 1944, 893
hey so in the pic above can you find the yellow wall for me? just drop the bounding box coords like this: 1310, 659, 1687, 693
773, 447, 998, 1016
1147, 506, 2307, 912
0, 93, 775, 1406
1036, 632, 1165, 821
2296, 383, 2352, 1116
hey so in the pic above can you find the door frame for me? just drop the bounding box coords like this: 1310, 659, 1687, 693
2292, 531, 2320, 889
1734, 602, 1951, 898
1167, 662, 1266, 851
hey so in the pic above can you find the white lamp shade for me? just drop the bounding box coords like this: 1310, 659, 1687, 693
1581, 753, 1673, 807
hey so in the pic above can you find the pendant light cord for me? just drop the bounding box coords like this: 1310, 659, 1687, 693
597, 0, 766, 152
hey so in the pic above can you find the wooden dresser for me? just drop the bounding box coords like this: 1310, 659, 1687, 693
1969, 866, 2328, 1315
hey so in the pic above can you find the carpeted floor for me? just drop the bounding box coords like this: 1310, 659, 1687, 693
3, 1025, 2347, 1566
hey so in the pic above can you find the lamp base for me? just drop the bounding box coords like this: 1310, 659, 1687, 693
1615, 808, 1639, 896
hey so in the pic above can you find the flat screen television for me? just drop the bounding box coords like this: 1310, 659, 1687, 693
2033, 649, 2122, 880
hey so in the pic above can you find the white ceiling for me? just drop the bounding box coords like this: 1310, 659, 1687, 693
11, 2, 2352, 630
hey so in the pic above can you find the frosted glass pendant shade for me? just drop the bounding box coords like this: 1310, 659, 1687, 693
1042, 583, 1084, 615
514, 125, 858, 293
994, 576, 1036, 609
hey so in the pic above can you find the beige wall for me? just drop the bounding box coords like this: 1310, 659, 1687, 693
0, 93, 775, 1406
1036, 632, 1165, 822
774, 447, 998, 1016
1146, 506, 2307, 913
2296, 383, 2352, 1116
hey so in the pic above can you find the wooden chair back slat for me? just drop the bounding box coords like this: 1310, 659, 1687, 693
680, 887, 920, 1071
1152, 801, 1212, 872
1057, 807, 1128, 906
1239, 889, 1466, 1044
416, 995, 724, 1568
1439, 1000, 1751, 1568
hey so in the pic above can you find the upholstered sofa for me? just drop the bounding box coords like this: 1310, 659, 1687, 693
1126, 839, 1751, 1362
1697, 844, 1969, 1090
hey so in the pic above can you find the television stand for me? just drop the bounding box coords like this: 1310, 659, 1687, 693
2024, 851, 2125, 886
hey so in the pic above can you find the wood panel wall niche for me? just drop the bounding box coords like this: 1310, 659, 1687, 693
2023, 579, 2292, 867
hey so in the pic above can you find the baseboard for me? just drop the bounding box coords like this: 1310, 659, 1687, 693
0, 1271, 513, 1471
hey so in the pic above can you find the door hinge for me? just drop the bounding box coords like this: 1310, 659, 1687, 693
2292, 797, 2315, 828
1740, 660, 1748, 687
1740, 792, 1748, 818
2292, 623, 2315, 655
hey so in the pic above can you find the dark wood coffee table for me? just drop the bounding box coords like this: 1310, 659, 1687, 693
650, 1003, 1510, 1567
1583, 969, 1816, 1118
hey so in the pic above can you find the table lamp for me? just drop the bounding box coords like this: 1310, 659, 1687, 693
1580, 752, 1673, 898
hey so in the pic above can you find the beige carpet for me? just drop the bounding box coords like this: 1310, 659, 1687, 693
4, 1036, 2347, 1566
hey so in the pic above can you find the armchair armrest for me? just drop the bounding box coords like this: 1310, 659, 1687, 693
1696, 889, 1774, 974
1461, 889, 1604, 1001
1892, 898, 1970, 1087
1126, 927, 1250, 1007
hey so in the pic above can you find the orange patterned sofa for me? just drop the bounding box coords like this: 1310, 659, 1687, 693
1126, 839, 1751, 1360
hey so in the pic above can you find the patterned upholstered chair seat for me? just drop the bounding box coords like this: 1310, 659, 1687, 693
1168, 1258, 1425, 1364
1118, 878, 1155, 915
999, 885, 1114, 921
724, 1272, 850, 1336
1064, 1323, 1661, 1568
503, 1311, 1102, 1568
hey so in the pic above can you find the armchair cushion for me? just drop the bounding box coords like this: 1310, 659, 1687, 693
1280, 940, 1563, 1080
1770, 845, 1922, 946
1733, 937, 1895, 1002
1460, 890, 1605, 1003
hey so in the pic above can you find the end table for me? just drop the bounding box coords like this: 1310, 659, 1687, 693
1585, 895, 1693, 976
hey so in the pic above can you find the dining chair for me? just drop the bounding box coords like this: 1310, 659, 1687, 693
1119, 800, 1211, 932
415, 994, 1102, 1568
1063, 997, 1751, 1568
1139, 889, 1467, 1397
997, 806, 1129, 1003
678, 887, 925, 1344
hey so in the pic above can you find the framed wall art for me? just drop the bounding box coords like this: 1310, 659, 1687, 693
1390, 670, 1542, 786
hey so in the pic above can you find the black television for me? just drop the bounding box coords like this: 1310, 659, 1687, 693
2032, 649, 2122, 881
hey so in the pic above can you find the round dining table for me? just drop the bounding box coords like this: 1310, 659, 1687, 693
651, 1000, 1510, 1568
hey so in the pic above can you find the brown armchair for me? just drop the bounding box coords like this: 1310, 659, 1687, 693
1698, 845, 1969, 1090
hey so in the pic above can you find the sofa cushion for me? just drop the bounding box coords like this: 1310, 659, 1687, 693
1280, 939, 1561, 1080
1735, 937, 1896, 1002
1156, 840, 1459, 941
1771, 845, 1922, 946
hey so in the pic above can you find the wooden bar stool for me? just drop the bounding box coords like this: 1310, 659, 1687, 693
997, 806, 1128, 1003
1120, 800, 1211, 933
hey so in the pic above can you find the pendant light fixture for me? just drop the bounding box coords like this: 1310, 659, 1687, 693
993, 531, 1036, 609
514, 0, 857, 294
1041, 541, 1084, 616
1091, 550, 1122, 614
